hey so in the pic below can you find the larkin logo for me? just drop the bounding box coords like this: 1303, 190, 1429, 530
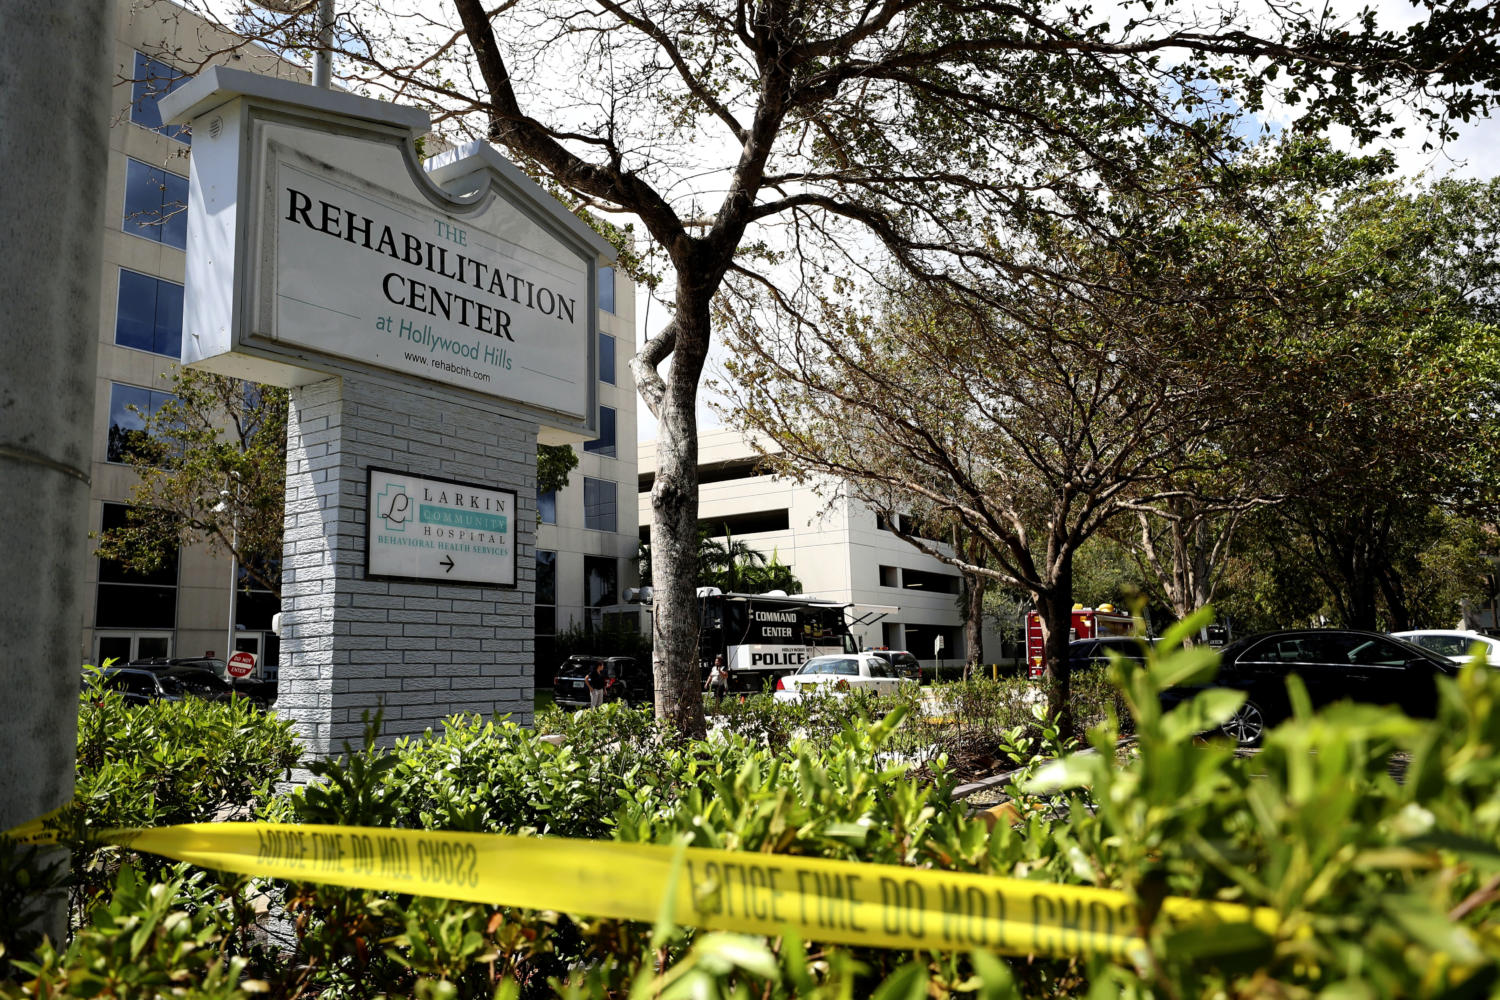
377, 483, 411, 530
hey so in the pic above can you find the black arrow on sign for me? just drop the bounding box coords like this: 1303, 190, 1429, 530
440, 555, 455, 573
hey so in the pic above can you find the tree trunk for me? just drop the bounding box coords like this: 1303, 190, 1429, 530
648, 290, 714, 738
964, 573, 986, 680
1034, 561, 1075, 735
1377, 566, 1412, 631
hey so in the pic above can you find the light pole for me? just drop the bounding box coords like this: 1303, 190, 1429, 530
251, 0, 335, 90
215, 471, 241, 675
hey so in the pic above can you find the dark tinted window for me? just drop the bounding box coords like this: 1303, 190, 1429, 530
124, 158, 189, 249
96, 503, 178, 630
1346, 637, 1411, 667
535, 550, 556, 605
599, 332, 616, 384
584, 406, 616, 457
585, 555, 617, 607
108, 672, 156, 696
107, 383, 177, 463
598, 266, 615, 314
130, 51, 191, 143
116, 269, 184, 357
583, 477, 616, 532
1413, 634, 1469, 658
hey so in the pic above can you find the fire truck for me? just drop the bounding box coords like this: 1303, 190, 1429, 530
1026, 604, 1134, 679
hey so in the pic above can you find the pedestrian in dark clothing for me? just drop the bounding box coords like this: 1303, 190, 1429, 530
586, 661, 608, 708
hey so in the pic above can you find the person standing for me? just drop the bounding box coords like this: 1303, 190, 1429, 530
586, 660, 608, 708
706, 654, 729, 703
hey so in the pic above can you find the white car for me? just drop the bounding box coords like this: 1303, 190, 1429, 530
772, 653, 908, 700
1390, 629, 1500, 666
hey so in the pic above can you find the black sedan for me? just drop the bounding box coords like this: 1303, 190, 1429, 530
1069, 635, 1155, 670
1160, 629, 1457, 746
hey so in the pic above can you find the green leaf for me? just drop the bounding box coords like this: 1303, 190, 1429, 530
1158, 607, 1217, 654
1161, 687, 1246, 743
1149, 646, 1222, 690
870, 961, 929, 1000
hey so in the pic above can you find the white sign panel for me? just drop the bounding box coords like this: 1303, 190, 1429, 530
273, 156, 589, 416
367, 468, 516, 587
159, 69, 617, 439
728, 644, 843, 672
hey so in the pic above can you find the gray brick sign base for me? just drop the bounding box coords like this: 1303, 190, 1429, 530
278, 373, 536, 771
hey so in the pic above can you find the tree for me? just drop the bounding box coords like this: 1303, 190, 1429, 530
722, 242, 1272, 726
641, 527, 801, 593
95, 369, 288, 597
157, 0, 1500, 736
721, 139, 1500, 725
536, 444, 579, 495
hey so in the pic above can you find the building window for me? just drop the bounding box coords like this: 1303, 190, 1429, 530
903, 624, 962, 661
901, 568, 961, 594
115, 268, 183, 357
96, 503, 178, 630
129, 51, 191, 144
599, 332, 616, 385
585, 555, 618, 607
879, 565, 899, 588
538, 489, 556, 525
584, 406, 616, 458
599, 265, 616, 314
583, 477, 617, 532
535, 550, 557, 673
107, 382, 176, 464
124, 157, 189, 250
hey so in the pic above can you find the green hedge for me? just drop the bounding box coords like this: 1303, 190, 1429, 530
6, 637, 1500, 998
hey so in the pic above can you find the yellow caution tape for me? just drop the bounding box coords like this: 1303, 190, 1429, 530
3, 808, 65, 847
6, 819, 1277, 960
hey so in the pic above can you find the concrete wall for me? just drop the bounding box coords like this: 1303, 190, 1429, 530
281, 374, 537, 758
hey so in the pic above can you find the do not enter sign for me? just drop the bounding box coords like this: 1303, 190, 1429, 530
227, 651, 257, 679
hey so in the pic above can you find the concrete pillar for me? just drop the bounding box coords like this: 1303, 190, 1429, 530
0, 0, 113, 942
279, 373, 537, 771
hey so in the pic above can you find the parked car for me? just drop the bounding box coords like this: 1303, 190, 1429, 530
866, 648, 923, 682
551, 655, 653, 709
93, 667, 186, 706
1390, 629, 1500, 666
129, 659, 277, 709
165, 666, 277, 709
772, 653, 908, 701
1068, 635, 1155, 670
1159, 629, 1457, 746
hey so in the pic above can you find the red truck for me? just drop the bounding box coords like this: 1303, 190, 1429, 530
1026, 604, 1134, 679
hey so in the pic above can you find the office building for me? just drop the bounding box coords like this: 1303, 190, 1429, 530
638, 429, 997, 667
88, 0, 638, 676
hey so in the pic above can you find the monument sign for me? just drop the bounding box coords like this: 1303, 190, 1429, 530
160, 69, 614, 759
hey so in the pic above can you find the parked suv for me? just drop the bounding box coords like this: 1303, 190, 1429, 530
93, 667, 185, 705
866, 648, 923, 683
552, 655, 653, 709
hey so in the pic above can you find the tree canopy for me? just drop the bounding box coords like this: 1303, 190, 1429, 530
722, 147, 1500, 723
